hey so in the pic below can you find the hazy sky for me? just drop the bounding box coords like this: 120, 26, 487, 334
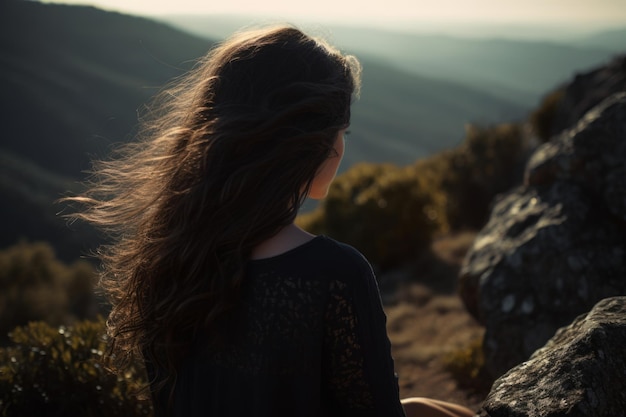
41, 0, 626, 26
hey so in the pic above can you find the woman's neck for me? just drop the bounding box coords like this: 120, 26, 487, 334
250, 223, 315, 260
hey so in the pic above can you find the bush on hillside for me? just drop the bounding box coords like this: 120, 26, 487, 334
298, 163, 396, 238
439, 123, 527, 229
442, 337, 492, 396
0, 318, 151, 417
530, 88, 565, 142
298, 163, 445, 267
0, 241, 99, 344
298, 123, 528, 268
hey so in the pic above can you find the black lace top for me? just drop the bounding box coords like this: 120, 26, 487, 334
147, 236, 406, 417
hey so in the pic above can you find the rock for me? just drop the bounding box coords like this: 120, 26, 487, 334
460, 94, 626, 377
549, 55, 626, 137
477, 296, 626, 417
527, 92, 626, 222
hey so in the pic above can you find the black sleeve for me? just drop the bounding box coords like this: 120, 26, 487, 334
322, 255, 406, 417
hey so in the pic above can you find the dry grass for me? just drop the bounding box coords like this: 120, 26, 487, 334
382, 231, 488, 411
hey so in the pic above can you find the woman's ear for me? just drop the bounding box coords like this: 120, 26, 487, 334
308, 130, 346, 200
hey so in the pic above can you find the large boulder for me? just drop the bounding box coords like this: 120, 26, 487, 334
477, 296, 626, 417
460, 93, 626, 377
527, 92, 626, 222
549, 55, 626, 137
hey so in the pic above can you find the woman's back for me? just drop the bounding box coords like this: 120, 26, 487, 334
148, 236, 405, 417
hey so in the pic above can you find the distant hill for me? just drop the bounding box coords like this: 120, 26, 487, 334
163, 16, 619, 107
570, 27, 626, 53
0, 149, 99, 261
0, 1, 212, 177
0, 1, 213, 258
333, 28, 616, 106
0, 1, 523, 259
344, 59, 523, 168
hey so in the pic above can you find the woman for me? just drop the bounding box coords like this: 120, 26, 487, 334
71, 26, 474, 417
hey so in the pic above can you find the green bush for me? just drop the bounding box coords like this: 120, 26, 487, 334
439, 123, 527, 229
298, 163, 444, 267
0, 241, 99, 343
298, 123, 527, 268
530, 88, 565, 142
441, 337, 492, 396
410, 123, 527, 231
298, 162, 397, 239
0, 318, 151, 417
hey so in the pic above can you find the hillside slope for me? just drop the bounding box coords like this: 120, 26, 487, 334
0, 1, 213, 257
344, 57, 524, 169
164, 16, 617, 107
571, 28, 626, 53
0, 1, 213, 177
328, 26, 616, 106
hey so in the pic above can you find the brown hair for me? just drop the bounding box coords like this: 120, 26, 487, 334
67, 25, 360, 398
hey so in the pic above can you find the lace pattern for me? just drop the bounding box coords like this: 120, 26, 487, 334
203, 271, 325, 376
324, 279, 375, 409
199, 271, 376, 409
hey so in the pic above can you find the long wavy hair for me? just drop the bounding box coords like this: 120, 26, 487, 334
67, 25, 361, 396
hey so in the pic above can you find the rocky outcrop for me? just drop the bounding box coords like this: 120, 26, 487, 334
459, 93, 626, 377
549, 55, 626, 137
527, 92, 626, 222
477, 296, 626, 417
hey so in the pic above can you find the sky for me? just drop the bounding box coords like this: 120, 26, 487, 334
40, 0, 626, 28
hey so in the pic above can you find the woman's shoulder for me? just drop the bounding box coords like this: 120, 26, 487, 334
304, 236, 376, 285
315, 235, 370, 267
249, 234, 374, 279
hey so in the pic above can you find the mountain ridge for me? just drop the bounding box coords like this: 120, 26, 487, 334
163, 15, 619, 106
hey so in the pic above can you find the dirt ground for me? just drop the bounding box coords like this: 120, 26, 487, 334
382, 232, 487, 412
386, 288, 486, 411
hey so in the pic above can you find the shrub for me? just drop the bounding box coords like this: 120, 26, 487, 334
297, 162, 397, 239
441, 337, 492, 396
0, 241, 99, 344
0, 318, 151, 417
437, 123, 527, 229
298, 123, 528, 269
530, 88, 565, 142
298, 163, 444, 267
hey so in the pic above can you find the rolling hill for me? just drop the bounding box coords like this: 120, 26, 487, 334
164, 15, 619, 106
0, 0, 213, 177
0, 1, 213, 258
570, 27, 626, 53
327, 26, 617, 106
